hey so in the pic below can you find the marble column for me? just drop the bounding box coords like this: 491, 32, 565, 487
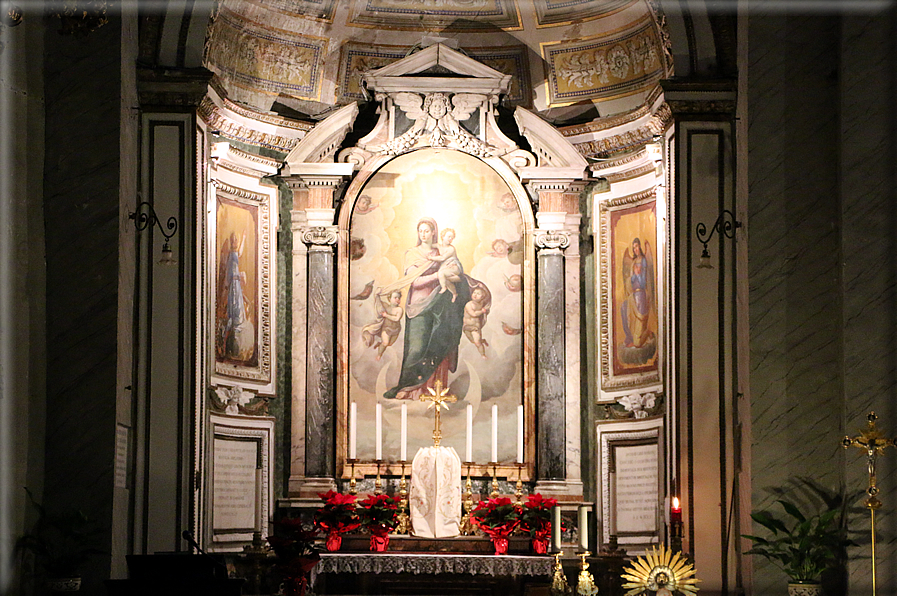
534, 230, 570, 482
288, 209, 308, 494
301, 225, 339, 486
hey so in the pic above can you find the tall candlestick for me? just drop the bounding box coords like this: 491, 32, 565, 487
517, 404, 524, 463
375, 403, 382, 461
491, 404, 498, 462
466, 404, 473, 462
578, 505, 589, 550
349, 402, 357, 460
400, 403, 407, 461
552, 505, 562, 552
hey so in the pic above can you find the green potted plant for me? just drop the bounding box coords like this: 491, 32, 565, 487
15, 488, 103, 592
743, 498, 854, 596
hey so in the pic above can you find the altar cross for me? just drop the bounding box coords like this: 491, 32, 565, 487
420, 380, 457, 447
842, 411, 897, 596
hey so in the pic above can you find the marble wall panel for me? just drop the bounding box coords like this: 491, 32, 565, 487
305, 248, 336, 477
748, 12, 897, 594
42, 16, 122, 594
537, 252, 566, 480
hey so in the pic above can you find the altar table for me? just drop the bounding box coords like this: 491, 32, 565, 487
312, 553, 553, 595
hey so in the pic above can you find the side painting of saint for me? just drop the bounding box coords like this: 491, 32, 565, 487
346, 149, 527, 464
601, 194, 660, 390
215, 195, 259, 368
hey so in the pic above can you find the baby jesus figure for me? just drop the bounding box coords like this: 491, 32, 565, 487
463, 286, 491, 358
428, 228, 463, 302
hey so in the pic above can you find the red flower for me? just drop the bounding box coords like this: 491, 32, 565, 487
315, 490, 360, 533
519, 493, 557, 537
359, 494, 399, 530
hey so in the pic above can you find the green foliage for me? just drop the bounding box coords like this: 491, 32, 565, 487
742, 497, 855, 581
15, 488, 104, 579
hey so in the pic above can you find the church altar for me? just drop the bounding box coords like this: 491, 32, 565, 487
311, 552, 553, 595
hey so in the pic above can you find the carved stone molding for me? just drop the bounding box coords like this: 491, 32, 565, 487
534, 230, 570, 251
301, 226, 339, 246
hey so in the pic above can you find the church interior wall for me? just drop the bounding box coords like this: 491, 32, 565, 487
5, 4, 897, 595
748, 11, 897, 594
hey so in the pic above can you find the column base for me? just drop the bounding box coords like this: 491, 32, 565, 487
289, 476, 337, 498
534, 479, 583, 501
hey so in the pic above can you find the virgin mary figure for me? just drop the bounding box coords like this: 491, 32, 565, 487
382, 217, 480, 400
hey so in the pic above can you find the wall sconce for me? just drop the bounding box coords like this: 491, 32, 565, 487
695, 209, 741, 269
129, 201, 179, 266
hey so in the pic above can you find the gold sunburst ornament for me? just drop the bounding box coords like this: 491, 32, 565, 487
621, 545, 700, 596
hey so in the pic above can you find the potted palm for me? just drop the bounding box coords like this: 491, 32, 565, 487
743, 498, 853, 596
15, 488, 103, 593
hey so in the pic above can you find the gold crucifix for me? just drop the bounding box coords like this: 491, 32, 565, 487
420, 380, 457, 447
842, 411, 897, 596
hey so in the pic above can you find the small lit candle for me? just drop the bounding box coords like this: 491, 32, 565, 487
400, 403, 407, 461
349, 402, 357, 460
671, 496, 682, 523
578, 505, 589, 550
517, 404, 524, 463
491, 404, 498, 463
466, 404, 473, 462
375, 403, 382, 461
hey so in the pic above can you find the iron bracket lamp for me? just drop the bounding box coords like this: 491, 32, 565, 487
129, 201, 179, 265
695, 209, 741, 269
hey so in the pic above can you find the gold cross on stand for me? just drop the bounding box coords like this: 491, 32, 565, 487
420, 380, 457, 447
842, 411, 897, 596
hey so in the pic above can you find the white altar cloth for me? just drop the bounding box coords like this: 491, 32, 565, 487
410, 446, 462, 538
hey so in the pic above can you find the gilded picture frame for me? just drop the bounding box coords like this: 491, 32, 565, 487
599, 189, 662, 391
336, 148, 536, 481
212, 182, 272, 387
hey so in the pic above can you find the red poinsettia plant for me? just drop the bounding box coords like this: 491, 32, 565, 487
266, 517, 320, 596
358, 494, 399, 532
314, 491, 361, 551
358, 494, 399, 551
518, 493, 557, 554
471, 496, 520, 554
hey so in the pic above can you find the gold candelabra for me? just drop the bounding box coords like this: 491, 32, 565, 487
842, 411, 896, 596
490, 462, 499, 498
461, 462, 475, 535
396, 461, 411, 534
576, 551, 598, 596
347, 458, 358, 495
374, 459, 383, 495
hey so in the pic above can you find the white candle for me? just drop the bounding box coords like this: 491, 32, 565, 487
552, 506, 562, 551
375, 403, 382, 461
579, 505, 589, 550
400, 403, 407, 461
466, 404, 473, 462
491, 404, 498, 463
349, 402, 357, 460
517, 404, 524, 463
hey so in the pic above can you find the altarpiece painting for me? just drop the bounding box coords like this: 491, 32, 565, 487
344, 148, 531, 467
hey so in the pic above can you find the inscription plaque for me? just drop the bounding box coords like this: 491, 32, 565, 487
213, 437, 259, 532
613, 443, 658, 534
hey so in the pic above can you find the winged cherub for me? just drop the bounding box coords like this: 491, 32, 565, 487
380, 92, 493, 154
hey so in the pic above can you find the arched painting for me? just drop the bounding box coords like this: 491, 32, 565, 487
345, 149, 529, 465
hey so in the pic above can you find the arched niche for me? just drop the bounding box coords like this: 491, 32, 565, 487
335, 148, 536, 482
